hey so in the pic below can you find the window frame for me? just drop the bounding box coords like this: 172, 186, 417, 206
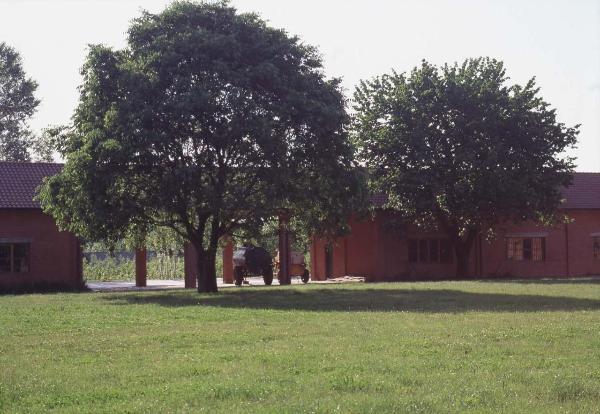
506, 236, 545, 262
408, 238, 452, 264
0, 241, 31, 274
593, 236, 600, 260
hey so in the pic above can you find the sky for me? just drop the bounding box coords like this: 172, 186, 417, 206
1, 0, 599, 171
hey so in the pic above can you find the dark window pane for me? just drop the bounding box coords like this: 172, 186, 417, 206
13, 244, 30, 273
0, 244, 11, 272
429, 239, 439, 262
541, 238, 546, 261
440, 239, 452, 263
523, 238, 532, 261
418, 240, 429, 262
408, 239, 418, 263
594, 237, 600, 260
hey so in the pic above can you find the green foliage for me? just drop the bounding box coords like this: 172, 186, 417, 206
82, 226, 198, 281
39, 1, 361, 291
83, 256, 136, 281
144, 226, 185, 256
353, 58, 578, 275
30, 125, 71, 162
83, 256, 181, 281
1, 281, 600, 412
0, 42, 39, 162
234, 215, 312, 256
83, 253, 223, 281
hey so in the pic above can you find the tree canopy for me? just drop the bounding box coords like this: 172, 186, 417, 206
0, 42, 40, 161
353, 58, 578, 276
40, 1, 361, 292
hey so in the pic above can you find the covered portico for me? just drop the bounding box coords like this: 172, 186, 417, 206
133, 214, 295, 288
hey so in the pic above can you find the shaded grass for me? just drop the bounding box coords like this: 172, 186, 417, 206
102, 285, 600, 313
1, 281, 600, 413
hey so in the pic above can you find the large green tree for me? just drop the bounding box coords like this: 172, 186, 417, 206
0, 42, 40, 161
40, 1, 360, 292
353, 58, 578, 277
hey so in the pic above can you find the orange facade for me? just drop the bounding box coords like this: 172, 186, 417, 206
311, 209, 600, 281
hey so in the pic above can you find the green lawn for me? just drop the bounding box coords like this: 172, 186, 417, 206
1, 281, 600, 413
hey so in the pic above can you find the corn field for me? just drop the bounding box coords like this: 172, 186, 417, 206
83, 251, 223, 282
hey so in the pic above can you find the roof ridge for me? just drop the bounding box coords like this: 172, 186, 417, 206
0, 161, 64, 166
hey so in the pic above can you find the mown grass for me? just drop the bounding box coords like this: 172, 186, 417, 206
1, 280, 600, 413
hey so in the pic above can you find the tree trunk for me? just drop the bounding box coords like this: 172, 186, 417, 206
453, 230, 477, 279
195, 244, 218, 293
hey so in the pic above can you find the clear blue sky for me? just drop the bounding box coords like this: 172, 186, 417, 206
1, 0, 598, 170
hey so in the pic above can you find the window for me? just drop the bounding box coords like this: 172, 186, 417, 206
506, 237, 545, 262
408, 239, 452, 263
0, 243, 30, 273
594, 237, 600, 260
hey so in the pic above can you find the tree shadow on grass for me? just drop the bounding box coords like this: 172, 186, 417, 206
101, 287, 600, 313
479, 277, 600, 285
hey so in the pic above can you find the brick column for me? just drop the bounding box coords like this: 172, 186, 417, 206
278, 212, 291, 285
135, 248, 147, 287
310, 236, 318, 281
184, 243, 197, 289
222, 238, 234, 284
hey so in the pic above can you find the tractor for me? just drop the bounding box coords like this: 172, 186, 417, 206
232, 246, 274, 286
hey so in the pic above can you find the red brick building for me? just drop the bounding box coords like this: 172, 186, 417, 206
311, 173, 600, 281
2, 161, 599, 288
0, 162, 83, 291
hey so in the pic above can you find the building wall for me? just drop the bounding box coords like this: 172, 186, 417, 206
311, 209, 600, 281
565, 210, 600, 276
0, 209, 82, 290
480, 220, 568, 278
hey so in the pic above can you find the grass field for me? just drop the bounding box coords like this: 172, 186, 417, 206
1, 280, 600, 413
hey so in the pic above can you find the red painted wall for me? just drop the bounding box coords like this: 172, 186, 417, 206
0, 209, 82, 290
480, 221, 567, 278
311, 209, 600, 281
566, 210, 600, 276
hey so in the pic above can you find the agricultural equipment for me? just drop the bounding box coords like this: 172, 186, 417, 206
275, 250, 310, 284
232, 246, 274, 286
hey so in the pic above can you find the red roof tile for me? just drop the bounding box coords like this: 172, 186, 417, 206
560, 172, 600, 209
370, 172, 600, 210
0, 162, 63, 209
1, 162, 598, 211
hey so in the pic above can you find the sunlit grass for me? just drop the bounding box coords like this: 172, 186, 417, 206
1, 280, 600, 413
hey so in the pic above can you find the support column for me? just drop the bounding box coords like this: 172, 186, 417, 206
310, 236, 317, 281
135, 248, 147, 287
223, 238, 234, 284
184, 243, 197, 289
278, 212, 291, 285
